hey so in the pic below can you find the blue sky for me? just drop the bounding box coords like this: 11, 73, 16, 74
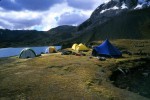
0, 0, 106, 31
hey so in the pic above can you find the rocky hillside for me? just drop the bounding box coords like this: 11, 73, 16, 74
0, 0, 150, 47
60, 0, 150, 44
78, 0, 150, 31
73, 8, 150, 43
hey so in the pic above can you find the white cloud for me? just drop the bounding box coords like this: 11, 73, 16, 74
0, 0, 105, 31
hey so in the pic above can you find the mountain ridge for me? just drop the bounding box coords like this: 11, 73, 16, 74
0, 1, 150, 47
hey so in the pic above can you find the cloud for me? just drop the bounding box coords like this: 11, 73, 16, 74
0, 0, 106, 31
0, 10, 42, 30
13, 18, 42, 29
0, 17, 42, 29
0, 0, 64, 11
16, 0, 65, 11
66, 0, 96, 10
66, 0, 106, 10
0, 0, 22, 11
57, 12, 88, 26
0, 19, 11, 29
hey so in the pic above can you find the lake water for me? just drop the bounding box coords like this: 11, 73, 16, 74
0, 46, 62, 58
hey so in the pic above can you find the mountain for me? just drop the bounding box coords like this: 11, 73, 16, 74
59, 0, 150, 45
46, 25, 77, 44
0, 25, 77, 47
78, 0, 150, 31
0, 0, 150, 47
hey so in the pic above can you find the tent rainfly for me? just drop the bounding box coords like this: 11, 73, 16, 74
72, 43, 78, 50
76, 43, 89, 51
92, 39, 122, 57
45, 46, 57, 53
19, 48, 36, 59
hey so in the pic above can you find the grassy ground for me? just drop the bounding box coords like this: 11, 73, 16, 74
92, 39, 150, 55
0, 39, 150, 100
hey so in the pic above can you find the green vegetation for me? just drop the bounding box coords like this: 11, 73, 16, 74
91, 39, 150, 55
0, 25, 77, 48
0, 39, 150, 100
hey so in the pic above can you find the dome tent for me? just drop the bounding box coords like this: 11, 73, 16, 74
72, 43, 78, 50
45, 46, 57, 53
76, 43, 89, 51
19, 48, 36, 59
92, 39, 122, 57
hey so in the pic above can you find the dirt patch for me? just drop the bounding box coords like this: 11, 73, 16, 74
110, 57, 150, 98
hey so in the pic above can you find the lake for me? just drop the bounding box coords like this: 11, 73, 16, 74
0, 46, 62, 58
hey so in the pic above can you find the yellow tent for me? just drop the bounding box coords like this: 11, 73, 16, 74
72, 43, 78, 50
45, 46, 57, 53
76, 43, 89, 51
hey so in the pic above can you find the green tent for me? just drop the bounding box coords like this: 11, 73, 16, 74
19, 48, 36, 59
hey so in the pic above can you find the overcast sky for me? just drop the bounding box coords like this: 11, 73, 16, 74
0, 0, 106, 31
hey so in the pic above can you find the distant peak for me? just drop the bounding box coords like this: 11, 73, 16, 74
97, 0, 150, 14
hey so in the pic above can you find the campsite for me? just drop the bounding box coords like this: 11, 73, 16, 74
0, 39, 150, 100
0, 0, 150, 100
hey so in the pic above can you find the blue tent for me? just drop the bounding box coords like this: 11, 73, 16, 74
92, 39, 122, 57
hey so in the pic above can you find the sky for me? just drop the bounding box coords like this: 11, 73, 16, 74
0, 0, 107, 31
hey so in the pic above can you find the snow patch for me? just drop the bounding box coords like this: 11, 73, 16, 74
112, 6, 119, 10
100, 6, 119, 14
121, 3, 128, 9
134, 4, 143, 9
104, 0, 111, 4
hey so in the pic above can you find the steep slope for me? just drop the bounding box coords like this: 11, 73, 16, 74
77, 0, 150, 31
60, 0, 150, 44
77, 8, 150, 43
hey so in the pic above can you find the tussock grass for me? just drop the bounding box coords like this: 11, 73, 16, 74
92, 39, 150, 55
0, 39, 150, 100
